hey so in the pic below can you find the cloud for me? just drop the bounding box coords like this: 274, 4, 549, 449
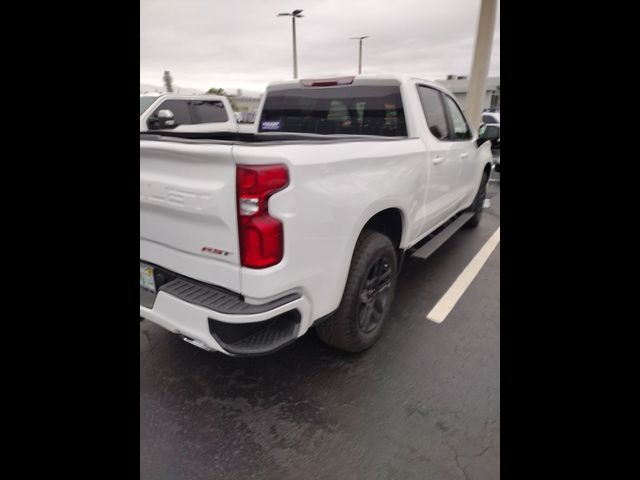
140, 0, 500, 91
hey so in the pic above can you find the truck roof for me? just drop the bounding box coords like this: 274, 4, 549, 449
265, 74, 448, 92
139, 92, 228, 101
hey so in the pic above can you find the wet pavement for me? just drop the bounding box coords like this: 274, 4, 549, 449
140, 172, 500, 480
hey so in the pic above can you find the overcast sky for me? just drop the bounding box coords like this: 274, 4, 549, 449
140, 0, 500, 92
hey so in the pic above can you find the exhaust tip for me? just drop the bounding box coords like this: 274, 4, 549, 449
181, 335, 212, 352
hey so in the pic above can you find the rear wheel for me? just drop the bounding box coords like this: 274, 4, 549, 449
465, 170, 489, 228
316, 230, 397, 352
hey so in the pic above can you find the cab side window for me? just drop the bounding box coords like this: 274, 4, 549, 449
443, 95, 472, 140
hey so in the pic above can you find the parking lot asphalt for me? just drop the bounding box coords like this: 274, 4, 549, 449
140, 171, 500, 480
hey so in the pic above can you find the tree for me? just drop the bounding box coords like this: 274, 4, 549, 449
207, 87, 236, 110
163, 71, 174, 93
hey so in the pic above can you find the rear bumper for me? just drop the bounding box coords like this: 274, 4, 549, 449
140, 265, 312, 356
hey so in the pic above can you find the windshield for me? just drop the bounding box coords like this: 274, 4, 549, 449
259, 85, 407, 137
140, 96, 157, 116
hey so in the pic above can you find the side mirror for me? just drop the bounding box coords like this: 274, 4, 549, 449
148, 109, 176, 130
477, 124, 500, 148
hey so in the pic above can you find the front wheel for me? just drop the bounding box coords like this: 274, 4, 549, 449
464, 170, 490, 229
315, 230, 397, 352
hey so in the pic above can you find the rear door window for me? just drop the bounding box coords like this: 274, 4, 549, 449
443, 95, 472, 140
417, 86, 449, 140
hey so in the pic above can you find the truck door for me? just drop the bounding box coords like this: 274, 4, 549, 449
441, 94, 476, 201
417, 85, 464, 234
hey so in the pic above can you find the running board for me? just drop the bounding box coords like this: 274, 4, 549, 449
410, 212, 474, 260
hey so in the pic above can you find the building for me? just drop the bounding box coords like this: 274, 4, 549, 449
228, 89, 263, 123
436, 75, 500, 111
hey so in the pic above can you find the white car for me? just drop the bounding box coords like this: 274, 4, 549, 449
140, 75, 494, 355
482, 111, 500, 124
140, 93, 238, 133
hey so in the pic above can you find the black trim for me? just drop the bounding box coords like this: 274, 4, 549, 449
396, 248, 407, 276
161, 277, 299, 315
140, 131, 410, 145
311, 309, 338, 326
208, 310, 301, 356
408, 212, 475, 260
140, 288, 157, 309
139, 260, 301, 315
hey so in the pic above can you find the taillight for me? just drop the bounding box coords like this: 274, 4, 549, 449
236, 164, 289, 268
300, 76, 355, 87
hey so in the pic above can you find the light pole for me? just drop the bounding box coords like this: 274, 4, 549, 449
350, 36, 369, 74
466, 0, 498, 127
278, 9, 304, 79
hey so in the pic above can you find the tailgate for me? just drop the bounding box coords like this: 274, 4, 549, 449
140, 140, 241, 292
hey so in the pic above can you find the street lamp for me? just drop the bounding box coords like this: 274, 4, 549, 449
277, 9, 304, 79
350, 36, 369, 74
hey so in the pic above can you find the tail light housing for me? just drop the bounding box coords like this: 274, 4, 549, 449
236, 164, 289, 268
300, 76, 355, 87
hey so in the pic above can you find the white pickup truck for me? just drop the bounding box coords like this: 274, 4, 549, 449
140, 93, 238, 133
140, 75, 496, 356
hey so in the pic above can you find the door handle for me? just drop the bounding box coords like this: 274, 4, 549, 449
460, 153, 469, 159
433, 155, 445, 165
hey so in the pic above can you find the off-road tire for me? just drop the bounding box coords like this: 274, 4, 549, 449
315, 230, 398, 352
464, 170, 490, 228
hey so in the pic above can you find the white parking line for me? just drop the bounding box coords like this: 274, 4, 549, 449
426, 227, 500, 324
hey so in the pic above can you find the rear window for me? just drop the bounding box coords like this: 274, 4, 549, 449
259, 85, 407, 137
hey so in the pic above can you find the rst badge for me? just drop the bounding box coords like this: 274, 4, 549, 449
201, 246, 232, 257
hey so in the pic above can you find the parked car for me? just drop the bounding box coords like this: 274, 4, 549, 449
140, 74, 494, 356
139, 93, 238, 133
482, 112, 500, 124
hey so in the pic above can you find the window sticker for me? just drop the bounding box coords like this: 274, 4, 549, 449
261, 120, 282, 131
